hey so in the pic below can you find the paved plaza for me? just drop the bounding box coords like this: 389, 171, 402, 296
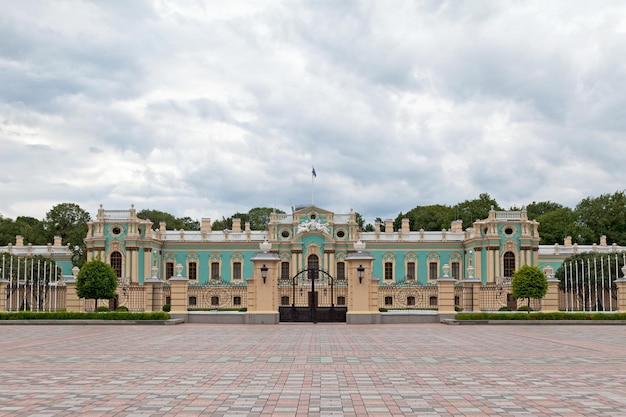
1, 324, 626, 416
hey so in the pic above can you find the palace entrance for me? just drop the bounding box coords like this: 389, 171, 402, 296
278, 267, 347, 323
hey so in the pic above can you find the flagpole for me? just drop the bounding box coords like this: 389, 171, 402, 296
311, 166, 316, 206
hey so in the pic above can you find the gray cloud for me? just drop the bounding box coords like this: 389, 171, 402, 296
1, 0, 625, 225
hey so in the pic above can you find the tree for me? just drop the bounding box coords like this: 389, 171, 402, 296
44, 203, 91, 266
452, 193, 502, 230
575, 191, 626, 245
396, 205, 455, 231
211, 207, 286, 231
76, 259, 118, 310
526, 201, 565, 220
511, 265, 548, 313
137, 209, 200, 231
536, 207, 580, 245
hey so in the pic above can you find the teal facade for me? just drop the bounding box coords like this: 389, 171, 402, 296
82, 205, 620, 285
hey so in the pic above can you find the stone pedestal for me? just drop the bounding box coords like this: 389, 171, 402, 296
65, 280, 84, 312
615, 279, 626, 312
461, 278, 481, 312
169, 265, 188, 321
346, 252, 379, 324
0, 280, 8, 312
542, 278, 560, 313
143, 278, 163, 312
246, 252, 280, 324
437, 277, 456, 318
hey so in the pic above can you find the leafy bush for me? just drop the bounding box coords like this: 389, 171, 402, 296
379, 308, 388, 312
455, 306, 463, 312
455, 312, 626, 321
0, 311, 170, 320
115, 306, 129, 312
517, 306, 533, 311
96, 306, 111, 312
162, 304, 171, 312
499, 306, 512, 311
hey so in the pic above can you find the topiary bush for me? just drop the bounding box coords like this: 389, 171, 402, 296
499, 306, 512, 311
162, 304, 171, 312
96, 306, 111, 312
115, 306, 129, 312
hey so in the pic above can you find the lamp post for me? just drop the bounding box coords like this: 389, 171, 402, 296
357, 265, 365, 284
260, 264, 268, 284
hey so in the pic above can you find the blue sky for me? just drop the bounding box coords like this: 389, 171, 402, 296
1, 1, 625, 225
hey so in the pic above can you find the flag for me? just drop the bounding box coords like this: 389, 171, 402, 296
312, 166, 317, 177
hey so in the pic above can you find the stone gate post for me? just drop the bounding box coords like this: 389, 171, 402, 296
247, 240, 280, 324
345, 242, 379, 324
169, 264, 188, 321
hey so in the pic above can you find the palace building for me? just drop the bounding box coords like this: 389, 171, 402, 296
84, 204, 617, 285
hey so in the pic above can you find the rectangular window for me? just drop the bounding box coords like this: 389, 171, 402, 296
188, 262, 197, 280
406, 262, 416, 281
211, 296, 219, 306
384, 262, 393, 280
281, 262, 290, 280
336, 262, 345, 280
281, 296, 290, 305
166, 262, 174, 280
384, 296, 393, 305
233, 296, 242, 306
189, 296, 197, 306
337, 296, 346, 305
211, 262, 220, 281
233, 262, 242, 281
451, 262, 460, 280
429, 262, 438, 280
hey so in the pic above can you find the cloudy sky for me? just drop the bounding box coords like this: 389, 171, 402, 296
1, 1, 625, 225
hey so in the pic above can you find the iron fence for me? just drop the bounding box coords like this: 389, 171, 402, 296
378, 283, 438, 309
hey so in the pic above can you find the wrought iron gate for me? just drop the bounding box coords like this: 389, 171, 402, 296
278, 269, 347, 323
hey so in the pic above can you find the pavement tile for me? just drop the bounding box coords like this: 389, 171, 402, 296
1, 324, 626, 416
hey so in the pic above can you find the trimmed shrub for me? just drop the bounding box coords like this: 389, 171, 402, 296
96, 306, 111, 312
115, 306, 129, 312
499, 306, 512, 311
162, 304, 171, 312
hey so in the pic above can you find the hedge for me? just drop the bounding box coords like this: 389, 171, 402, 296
455, 312, 626, 321
0, 311, 171, 320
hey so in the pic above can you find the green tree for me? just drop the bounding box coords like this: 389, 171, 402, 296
452, 193, 502, 230
76, 259, 118, 310
211, 207, 286, 231
397, 205, 455, 231
44, 203, 91, 266
15, 216, 47, 245
536, 207, 580, 245
136, 209, 200, 231
511, 265, 548, 313
0, 217, 19, 246
526, 201, 564, 220
575, 191, 626, 245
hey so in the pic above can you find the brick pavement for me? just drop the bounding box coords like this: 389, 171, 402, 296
1, 324, 626, 416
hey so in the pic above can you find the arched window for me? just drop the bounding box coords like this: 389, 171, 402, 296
110, 251, 122, 278
503, 252, 516, 277
308, 254, 319, 280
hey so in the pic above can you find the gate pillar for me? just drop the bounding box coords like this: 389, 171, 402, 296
0, 280, 8, 312
438, 265, 456, 318
169, 264, 188, 321
615, 278, 626, 312
461, 278, 481, 312
346, 250, 379, 324
247, 249, 280, 324
144, 266, 163, 312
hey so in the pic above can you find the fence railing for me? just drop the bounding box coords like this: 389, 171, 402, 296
378, 283, 438, 309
